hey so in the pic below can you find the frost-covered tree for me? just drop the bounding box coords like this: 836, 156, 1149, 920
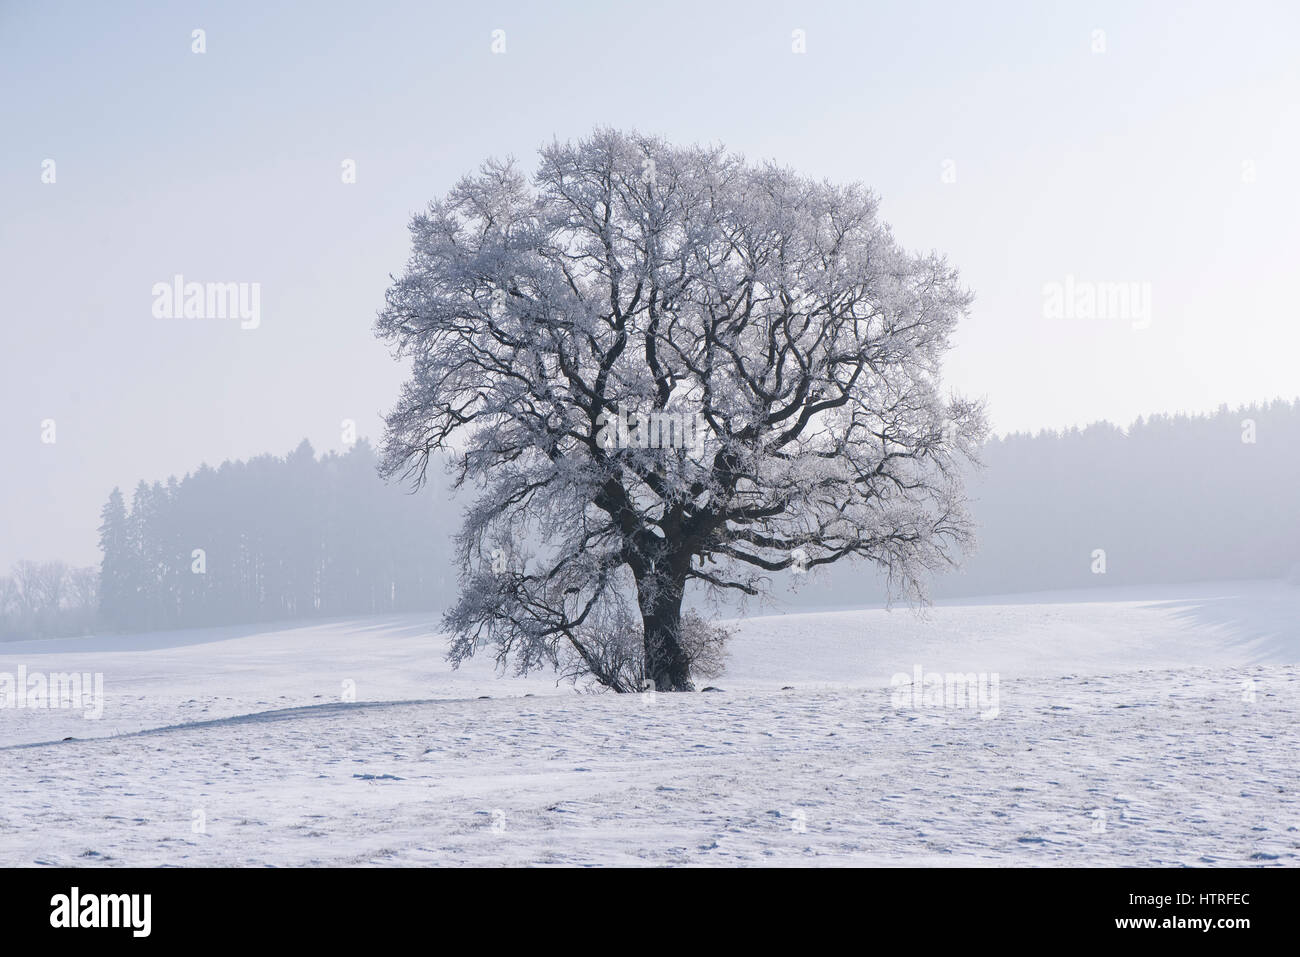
375, 129, 986, 692
97, 487, 131, 631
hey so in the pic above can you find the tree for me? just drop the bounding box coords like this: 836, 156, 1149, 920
125, 481, 156, 631
13, 559, 68, 638
91, 440, 453, 634
66, 566, 99, 634
0, 574, 23, 640
374, 129, 986, 692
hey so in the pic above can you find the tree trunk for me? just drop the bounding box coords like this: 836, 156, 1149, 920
638, 569, 694, 692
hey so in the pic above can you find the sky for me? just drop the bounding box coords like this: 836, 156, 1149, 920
2, 0, 1298, 569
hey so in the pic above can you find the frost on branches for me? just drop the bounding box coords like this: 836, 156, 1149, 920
375, 129, 986, 692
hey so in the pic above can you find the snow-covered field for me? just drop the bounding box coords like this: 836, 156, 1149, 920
2, 580, 1298, 866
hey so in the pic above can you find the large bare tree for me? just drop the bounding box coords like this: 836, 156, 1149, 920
376, 129, 985, 692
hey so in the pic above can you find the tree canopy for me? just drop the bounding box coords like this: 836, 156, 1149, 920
375, 129, 987, 690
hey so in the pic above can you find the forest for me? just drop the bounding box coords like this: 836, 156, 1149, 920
1, 399, 1296, 640
0, 439, 455, 640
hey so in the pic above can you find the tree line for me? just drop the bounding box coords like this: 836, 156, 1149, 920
91, 439, 457, 634
2, 399, 1296, 641
2, 439, 459, 641
772, 398, 1300, 608
0, 561, 98, 641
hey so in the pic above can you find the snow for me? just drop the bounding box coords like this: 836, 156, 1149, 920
2, 579, 1298, 866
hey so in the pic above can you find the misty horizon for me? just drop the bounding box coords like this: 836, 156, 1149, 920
6, 0, 1300, 576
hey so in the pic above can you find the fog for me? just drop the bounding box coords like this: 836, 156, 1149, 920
4, 0, 1300, 574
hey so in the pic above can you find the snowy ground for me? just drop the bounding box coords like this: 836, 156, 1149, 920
2, 580, 1298, 866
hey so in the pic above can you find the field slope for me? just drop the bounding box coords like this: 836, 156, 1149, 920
1, 580, 1297, 866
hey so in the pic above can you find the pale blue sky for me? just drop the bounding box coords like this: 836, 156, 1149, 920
2, 0, 1298, 567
